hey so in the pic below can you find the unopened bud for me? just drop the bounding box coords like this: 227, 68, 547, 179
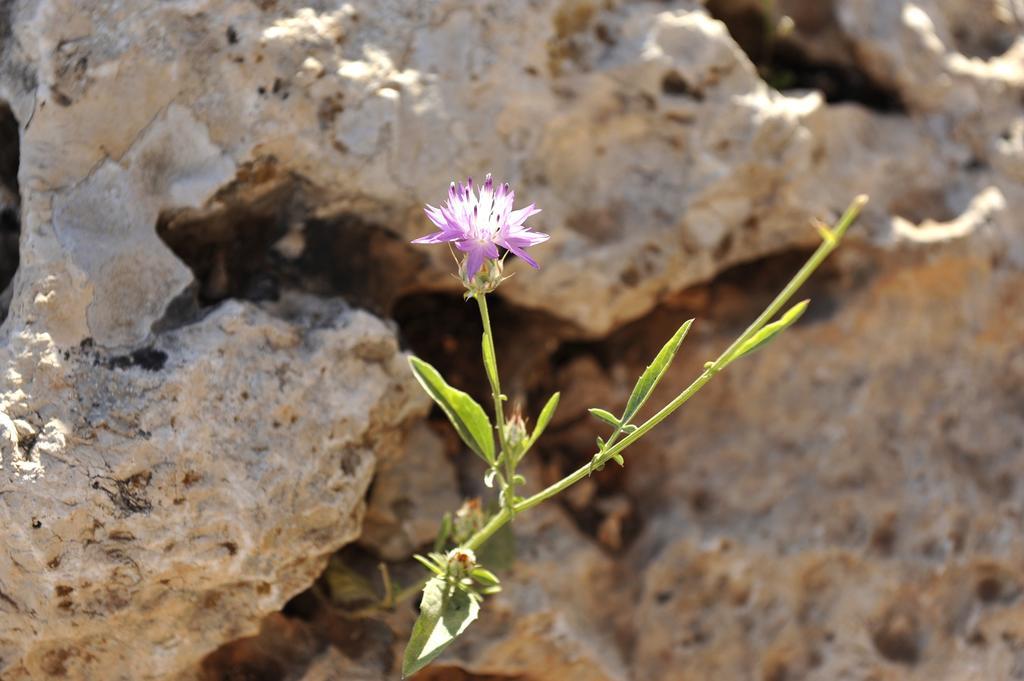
453, 498, 485, 544
504, 405, 528, 450
446, 548, 477, 576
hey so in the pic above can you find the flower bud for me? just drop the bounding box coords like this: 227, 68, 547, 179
453, 498, 485, 544
504, 405, 528, 451
446, 548, 477, 576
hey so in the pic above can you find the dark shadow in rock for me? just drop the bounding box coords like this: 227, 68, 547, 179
289, 213, 426, 316
393, 292, 575, 409
155, 159, 300, 315
705, 0, 905, 112
156, 158, 431, 329
0, 100, 20, 323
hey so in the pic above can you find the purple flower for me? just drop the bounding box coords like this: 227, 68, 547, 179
413, 174, 548, 279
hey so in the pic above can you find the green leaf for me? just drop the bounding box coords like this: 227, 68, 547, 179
524, 392, 560, 452
413, 554, 443, 576
469, 567, 501, 586
622, 319, 694, 424
481, 334, 500, 393
402, 577, 480, 678
730, 300, 809, 363
588, 408, 620, 428
408, 356, 495, 464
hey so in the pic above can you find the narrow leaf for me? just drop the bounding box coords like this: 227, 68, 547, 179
481, 334, 500, 393
730, 300, 809, 363
588, 408, 620, 428
413, 554, 443, 576
402, 577, 480, 677
622, 319, 694, 424
408, 356, 495, 464
469, 567, 501, 586
525, 392, 560, 451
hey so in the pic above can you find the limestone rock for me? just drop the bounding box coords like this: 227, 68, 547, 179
0, 0, 1021, 679
6, 0, 1019, 341
0, 294, 427, 680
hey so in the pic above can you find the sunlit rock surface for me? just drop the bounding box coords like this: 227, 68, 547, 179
0, 0, 1020, 678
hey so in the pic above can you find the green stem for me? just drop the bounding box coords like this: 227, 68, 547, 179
465, 507, 512, 552
461, 196, 867, 551
711, 196, 866, 370
475, 293, 506, 438
476, 292, 516, 504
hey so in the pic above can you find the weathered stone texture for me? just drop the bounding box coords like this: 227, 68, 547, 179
0, 0, 1020, 679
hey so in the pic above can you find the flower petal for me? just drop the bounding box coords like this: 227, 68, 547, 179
508, 204, 541, 227
463, 243, 487, 279
505, 244, 539, 269
412, 230, 460, 244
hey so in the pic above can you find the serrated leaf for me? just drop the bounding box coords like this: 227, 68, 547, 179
622, 319, 694, 424
402, 577, 480, 677
524, 392, 560, 452
408, 356, 495, 464
481, 334, 500, 393
588, 408, 620, 428
730, 300, 809, 363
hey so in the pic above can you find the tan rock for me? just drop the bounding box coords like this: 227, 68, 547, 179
0, 294, 427, 680
0, 0, 1021, 679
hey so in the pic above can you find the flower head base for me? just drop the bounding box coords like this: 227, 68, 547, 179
413, 174, 548, 285
461, 256, 505, 297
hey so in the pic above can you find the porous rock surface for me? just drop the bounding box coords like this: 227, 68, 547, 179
0, 292, 428, 680
0, 0, 1021, 679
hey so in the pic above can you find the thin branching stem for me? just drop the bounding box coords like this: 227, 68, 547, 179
463, 195, 868, 547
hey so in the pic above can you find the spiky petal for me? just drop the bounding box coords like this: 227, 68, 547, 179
413, 174, 548, 279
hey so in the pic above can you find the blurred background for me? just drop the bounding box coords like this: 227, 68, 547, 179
0, 1, 1022, 680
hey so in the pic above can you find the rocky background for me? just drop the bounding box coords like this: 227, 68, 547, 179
0, 0, 1021, 679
